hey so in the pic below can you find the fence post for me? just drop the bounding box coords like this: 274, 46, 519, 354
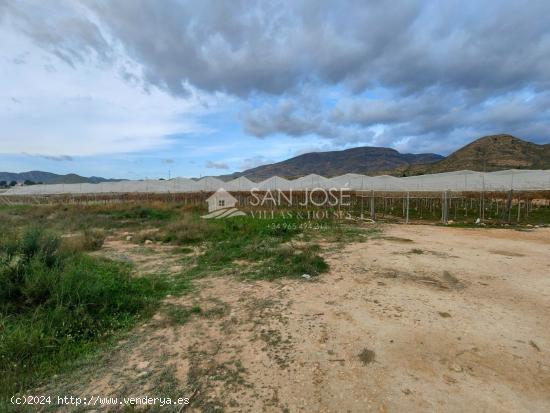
406, 191, 410, 224
506, 190, 513, 223
370, 190, 375, 220
441, 191, 448, 224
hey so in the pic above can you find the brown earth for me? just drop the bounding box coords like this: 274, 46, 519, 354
43, 225, 550, 412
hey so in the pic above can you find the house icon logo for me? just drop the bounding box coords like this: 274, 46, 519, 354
201, 188, 247, 219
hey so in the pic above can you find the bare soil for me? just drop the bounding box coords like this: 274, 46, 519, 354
45, 225, 550, 412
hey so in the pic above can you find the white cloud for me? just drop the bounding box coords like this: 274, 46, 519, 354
0, 25, 220, 157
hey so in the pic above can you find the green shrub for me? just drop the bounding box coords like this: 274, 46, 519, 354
182, 216, 329, 280
0, 227, 166, 398
82, 228, 106, 251
268, 244, 329, 278
107, 205, 175, 221
60, 228, 106, 253
162, 215, 214, 244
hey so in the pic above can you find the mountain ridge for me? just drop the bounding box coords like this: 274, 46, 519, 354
2, 135, 548, 185
218, 135, 549, 180
0, 171, 122, 185
398, 134, 550, 176
219, 147, 444, 181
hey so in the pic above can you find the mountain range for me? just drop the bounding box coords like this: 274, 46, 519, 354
0, 171, 122, 185
221, 134, 550, 180
1, 135, 549, 185
220, 148, 444, 181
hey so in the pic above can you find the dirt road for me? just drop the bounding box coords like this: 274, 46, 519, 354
52, 225, 550, 412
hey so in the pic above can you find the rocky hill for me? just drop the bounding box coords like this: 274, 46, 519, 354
221, 147, 443, 180
400, 134, 550, 176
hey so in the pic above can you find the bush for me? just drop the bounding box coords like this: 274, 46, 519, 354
0, 227, 166, 398
162, 215, 215, 244
60, 228, 106, 253
82, 228, 106, 251
182, 216, 329, 280
269, 244, 329, 278
109, 205, 175, 221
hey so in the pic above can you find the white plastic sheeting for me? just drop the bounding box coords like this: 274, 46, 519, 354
195, 177, 226, 191
225, 176, 256, 191
3, 169, 550, 196
255, 176, 290, 190
290, 174, 332, 190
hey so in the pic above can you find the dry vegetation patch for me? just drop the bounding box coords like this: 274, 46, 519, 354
2, 202, 549, 412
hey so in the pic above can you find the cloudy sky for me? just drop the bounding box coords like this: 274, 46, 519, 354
1, 0, 550, 179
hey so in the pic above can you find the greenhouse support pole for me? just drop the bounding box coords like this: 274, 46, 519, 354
441, 191, 448, 224
506, 190, 513, 223
405, 192, 410, 224
370, 190, 375, 220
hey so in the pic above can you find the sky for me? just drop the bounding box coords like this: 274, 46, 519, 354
1, 0, 550, 179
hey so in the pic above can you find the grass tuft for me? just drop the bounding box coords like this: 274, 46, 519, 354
164, 304, 202, 325
0, 227, 168, 400
175, 215, 329, 280
358, 348, 376, 365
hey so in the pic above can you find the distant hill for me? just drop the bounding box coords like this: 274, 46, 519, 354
220, 147, 444, 181
217, 135, 549, 181
399, 134, 550, 176
3, 135, 548, 186
0, 171, 122, 185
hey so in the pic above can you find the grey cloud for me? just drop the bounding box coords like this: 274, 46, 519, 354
25, 153, 74, 161
4, 0, 550, 152
244, 100, 323, 138
205, 160, 229, 170
248, 88, 550, 154
12, 52, 28, 65
244, 98, 374, 144
366, 92, 550, 153
5, 0, 550, 98
2, 1, 111, 67
43, 154, 74, 161
331, 100, 408, 127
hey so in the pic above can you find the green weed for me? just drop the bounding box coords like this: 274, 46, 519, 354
0, 227, 168, 403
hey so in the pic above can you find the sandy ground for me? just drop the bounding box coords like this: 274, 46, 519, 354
46, 225, 550, 412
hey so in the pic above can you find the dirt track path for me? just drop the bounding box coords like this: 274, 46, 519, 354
51, 225, 550, 412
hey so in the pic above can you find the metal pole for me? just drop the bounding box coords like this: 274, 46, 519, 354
370, 190, 375, 220
481, 174, 485, 222
441, 190, 448, 224
507, 190, 513, 223
360, 191, 364, 219
406, 191, 410, 224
